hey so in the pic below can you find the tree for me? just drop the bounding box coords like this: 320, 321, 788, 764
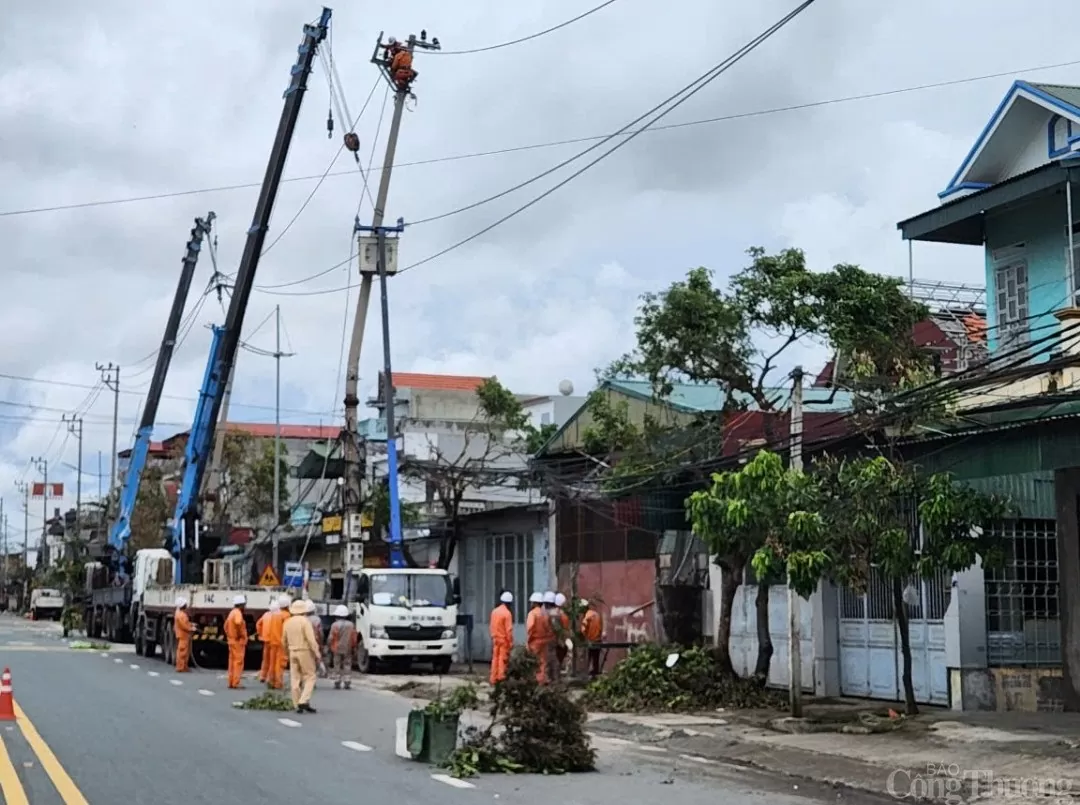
603, 248, 931, 681
232, 439, 290, 524
753, 455, 1011, 714
128, 466, 172, 554
400, 378, 549, 569
686, 451, 815, 679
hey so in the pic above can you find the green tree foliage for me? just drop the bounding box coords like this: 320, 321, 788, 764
129, 466, 172, 554
685, 451, 817, 678
592, 248, 932, 681
752, 455, 1011, 715
232, 438, 291, 524
402, 378, 549, 569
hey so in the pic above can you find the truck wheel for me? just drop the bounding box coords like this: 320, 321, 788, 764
357, 643, 379, 674
432, 657, 452, 675
163, 629, 175, 666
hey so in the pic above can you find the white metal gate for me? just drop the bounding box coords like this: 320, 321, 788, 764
462, 532, 537, 661
838, 569, 949, 705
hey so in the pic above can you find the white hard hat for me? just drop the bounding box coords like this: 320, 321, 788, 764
554, 593, 567, 607
306, 600, 317, 613
175, 597, 188, 608
500, 591, 513, 604
334, 604, 349, 618
269, 600, 280, 613
277, 595, 292, 608
232, 594, 247, 606
542, 591, 556, 604
529, 592, 543, 604
579, 599, 589, 608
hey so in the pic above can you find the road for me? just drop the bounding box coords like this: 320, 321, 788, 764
0, 613, 886, 804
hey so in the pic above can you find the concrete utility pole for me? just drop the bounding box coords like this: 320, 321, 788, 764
788, 366, 805, 719
270, 304, 293, 574
96, 362, 121, 513
341, 30, 440, 569
14, 481, 28, 576
1, 498, 5, 592
63, 414, 84, 544
30, 457, 48, 568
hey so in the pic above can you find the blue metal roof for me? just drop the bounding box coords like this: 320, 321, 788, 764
606, 379, 853, 413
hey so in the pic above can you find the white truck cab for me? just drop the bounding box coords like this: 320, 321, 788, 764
29, 588, 64, 621
353, 567, 460, 674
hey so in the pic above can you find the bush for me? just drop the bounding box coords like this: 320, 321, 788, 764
445, 648, 596, 778
581, 643, 786, 713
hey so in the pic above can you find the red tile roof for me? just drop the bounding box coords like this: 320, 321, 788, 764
117, 441, 169, 459
390, 372, 489, 392
223, 423, 340, 440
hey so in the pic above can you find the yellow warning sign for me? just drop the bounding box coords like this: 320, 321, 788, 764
258, 565, 281, 587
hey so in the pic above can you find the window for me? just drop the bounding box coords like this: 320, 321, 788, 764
993, 247, 1030, 351
1049, 114, 1073, 157
540, 411, 551, 426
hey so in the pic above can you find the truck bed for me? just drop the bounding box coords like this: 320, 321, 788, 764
142, 585, 285, 612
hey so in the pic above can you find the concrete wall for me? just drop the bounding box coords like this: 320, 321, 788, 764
984, 193, 1072, 355
950, 666, 1065, 712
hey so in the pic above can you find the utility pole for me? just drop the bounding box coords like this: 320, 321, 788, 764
96, 362, 120, 513
14, 481, 28, 580
272, 304, 286, 574
342, 30, 440, 569
30, 457, 48, 568
356, 219, 406, 567
788, 366, 805, 719
1, 498, 6, 594
63, 414, 84, 549
97, 451, 103, 501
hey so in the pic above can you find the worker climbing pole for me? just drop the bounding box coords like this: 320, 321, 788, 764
340, 29, 441, 580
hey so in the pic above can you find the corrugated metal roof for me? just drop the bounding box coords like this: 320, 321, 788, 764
606, 379, 854, 413
1030, 83, 1080, 111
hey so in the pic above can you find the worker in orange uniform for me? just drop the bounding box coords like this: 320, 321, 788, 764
256, 599, 279, 684
223, 594, 249, 689
527, 591, 557, 684
173, 597, 195, 673
283, 598, 320, 713
266, 594, 292, 690
580, 599, 604, 678
553, 593, 571, 673
388, 43, 416, 91
488, 590, 514, 685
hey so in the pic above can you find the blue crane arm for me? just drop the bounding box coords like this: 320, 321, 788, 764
167, 325, 225, 571
107, 213, 215, 557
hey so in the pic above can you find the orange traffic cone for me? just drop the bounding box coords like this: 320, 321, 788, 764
0, 668, 14, 721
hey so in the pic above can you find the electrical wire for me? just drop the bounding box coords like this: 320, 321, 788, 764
424, 0, 624, 55
6, 58, 1080, 221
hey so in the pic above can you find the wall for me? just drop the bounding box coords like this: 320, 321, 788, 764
1054, 467, 1080, 710
558, 558, 656, 670
984, 192, 1071, 354
950, 667, 1064, 712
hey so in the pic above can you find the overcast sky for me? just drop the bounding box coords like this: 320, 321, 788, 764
1, 0, 1076, 548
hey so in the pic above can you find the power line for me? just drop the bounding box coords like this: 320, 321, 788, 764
4, 58, 1080, 222
424, 0, 623, 55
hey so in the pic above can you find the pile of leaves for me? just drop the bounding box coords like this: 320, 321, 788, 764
68, 641, 111, 651
233, 691, 295, 711
444, 648, 596, 778
581, 644, 787, 713
424, 683, 480, 721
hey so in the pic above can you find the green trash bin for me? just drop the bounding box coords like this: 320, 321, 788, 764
405, 708, 460, 764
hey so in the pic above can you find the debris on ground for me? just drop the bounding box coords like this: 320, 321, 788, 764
444, 648, 596, 778
232, 691, 295, 711
424, 683, 480, 719
68, 640, 112, 651
581, 644, 787, 713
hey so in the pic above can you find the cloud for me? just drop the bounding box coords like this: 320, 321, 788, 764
2, 0, 1078, 548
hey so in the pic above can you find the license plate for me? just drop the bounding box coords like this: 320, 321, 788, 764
406, 642, 427, 651
202, 626, 218, 636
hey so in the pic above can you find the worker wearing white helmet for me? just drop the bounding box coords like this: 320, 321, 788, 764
327, 604, 357, 690
552, 593, 571, 677
527, 593, 557, 685
256, 600, 280, 684
173, 596, 195, 673
224, 595, 249, 689
489, 591, 515, 685
266, 595, 292, 690
542, 591, 557, 605
528, 591, 543, 607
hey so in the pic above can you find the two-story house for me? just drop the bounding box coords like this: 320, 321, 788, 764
898, 80, 1080, 712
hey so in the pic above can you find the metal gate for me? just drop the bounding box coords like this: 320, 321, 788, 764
838, 569, 949, 705
461, 532, 537, 660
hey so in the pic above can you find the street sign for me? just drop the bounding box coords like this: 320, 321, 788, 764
283, 562, 304, 589
257, 565, 280, 587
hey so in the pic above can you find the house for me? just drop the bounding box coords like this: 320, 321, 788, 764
897, 79, 1080, 712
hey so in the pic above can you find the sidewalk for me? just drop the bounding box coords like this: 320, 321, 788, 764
351, 670, 1080, 804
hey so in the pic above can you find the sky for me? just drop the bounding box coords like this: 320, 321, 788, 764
1, 0, 1078, 552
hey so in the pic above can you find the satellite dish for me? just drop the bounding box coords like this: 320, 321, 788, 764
558, 379, 574, 396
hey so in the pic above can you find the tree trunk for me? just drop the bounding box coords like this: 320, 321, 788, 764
752, 581, 773, 685
437, 521, 462, 570
892, 577, 918, 715
712, 556, 744, 677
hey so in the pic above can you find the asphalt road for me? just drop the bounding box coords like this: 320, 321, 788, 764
0, 613, 886, 804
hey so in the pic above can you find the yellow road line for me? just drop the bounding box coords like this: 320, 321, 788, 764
0, 733, 29, 805
13, 702, 89, 805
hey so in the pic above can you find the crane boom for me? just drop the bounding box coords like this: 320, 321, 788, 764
167, 8, 332, 582
106, 213, 215, 559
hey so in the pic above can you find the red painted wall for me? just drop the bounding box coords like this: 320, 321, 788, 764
559, 558, 656, 670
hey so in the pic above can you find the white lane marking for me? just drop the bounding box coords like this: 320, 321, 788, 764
114, 658, 123, 664
679, 754, 716, 765
170, 679, 183, 686
147, 671, 160, 678
342, 741, 372, 752
129, 664, 140, 670
278, 718, 302, 728
198, 689, 214, 696
597, 736, 633, 746
100, 653, 109, 658
637, 745, 669, 753
431, 774, 475, 789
